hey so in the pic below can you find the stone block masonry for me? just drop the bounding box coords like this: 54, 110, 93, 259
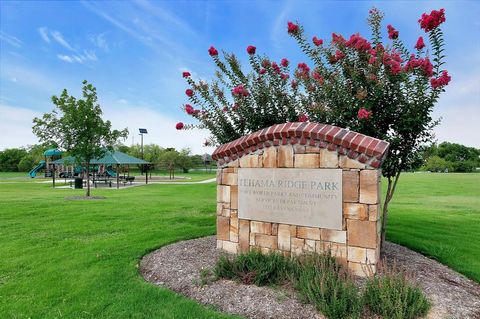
213, 122, 388, 277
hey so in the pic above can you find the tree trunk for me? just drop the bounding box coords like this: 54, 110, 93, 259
380, 172, 401, 254
86, 161, 91, 197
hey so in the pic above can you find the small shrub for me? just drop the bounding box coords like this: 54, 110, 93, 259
363, 262, 430, 319
213, 250, 291, 286
293, 254, 362, 319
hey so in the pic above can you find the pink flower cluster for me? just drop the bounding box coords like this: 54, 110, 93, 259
232, 84, 249, 97
404, 55, 433, 77
182, 71, 191, 78
312, 71, 324, 85
415, 37, 425, 50
287, 21, 299, 35
298, 114, 309, 122
281, 58, 289, 67
430, 71, 451, 88
387, 24, 399, 39
185, 89, 194, 97
382, 50, 403, 75
246, 45, 256, 55
345, 33, 371, 51
332, 33, 346, 45
176, 122, 184, 130
208, 46, 218, 56
296, 63, 310, 79
312, 36, 323, 46
357, 108, 372, 119
419, 8, 446, 32
185, 104, 200, 115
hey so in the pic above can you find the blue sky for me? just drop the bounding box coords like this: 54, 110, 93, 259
1, 0, 479, 153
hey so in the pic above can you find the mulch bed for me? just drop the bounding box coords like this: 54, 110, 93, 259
140, 236, 480, 319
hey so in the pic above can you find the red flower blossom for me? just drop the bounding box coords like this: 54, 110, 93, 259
281, 73, 289, 80
182, 71, 191, 78
208, 46, 218, 56
383, 50, 403, 75
346, 33, 371, 51
312, 36, 323, 46
271, 62, 281, 74
357, 108, 372, 119
422, 57, 434, 77
335, 50, 345, 61
281, 58, 289, 67
387, 24, 399, 39
368, 56, 376, 64
419, 9, 446, 32
298, 114, 309, 122
261, 59, 271, 68
430, 70, 451, 88
246, 45, 256, 55
332, 33, 346, 45
185, 89, 194, 97
176, 122, 184, 130
287, 21, 299, 35
291, 79, 298, 89
185, 104, 195, 115
232, 84, 249, 97
259, 68, 266, 75
415, 37, 425, 50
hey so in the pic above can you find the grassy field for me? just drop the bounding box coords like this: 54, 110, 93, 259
384, 173, 480, 282
0, 172, 478, 318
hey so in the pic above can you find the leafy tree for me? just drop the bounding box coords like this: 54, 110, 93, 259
178, 8, 450, 251
159, 149, 179, 179
0, 148, 28, 172
176, 148, 193, 173
423, 155, 452, 172
32, 80, 128, 196
18, 155, 35, 172
436, 142, 479, 165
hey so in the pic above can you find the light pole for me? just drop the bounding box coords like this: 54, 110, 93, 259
139, 128, 148, 175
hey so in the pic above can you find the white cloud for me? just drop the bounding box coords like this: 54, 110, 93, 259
0, 31, 23, 48
0, 104, 41, 150
118, 99, 128, 104
50, 30, 75, 51
38, 27, 50, 43
57, 54, 74, 63
89, 32, 109, 50
56, 50, 98, 64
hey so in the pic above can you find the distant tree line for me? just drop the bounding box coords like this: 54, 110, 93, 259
115, 144, 209, 173
419, 142, 480, 172
0, 143, 210, 173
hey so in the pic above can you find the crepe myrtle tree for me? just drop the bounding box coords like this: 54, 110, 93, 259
177, 8, 450, 252
33, 80, 128, 197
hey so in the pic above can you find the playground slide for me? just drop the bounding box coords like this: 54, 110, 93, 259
29, 161, 45, 178
106, 167, 117, 177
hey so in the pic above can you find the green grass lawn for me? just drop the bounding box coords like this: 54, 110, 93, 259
384, 172, 480, 282
0, 172, 478, 318
0, 182, 237, 319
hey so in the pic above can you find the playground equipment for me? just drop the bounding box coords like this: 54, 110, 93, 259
29, 160, 46, 178
28, 149, 65, 178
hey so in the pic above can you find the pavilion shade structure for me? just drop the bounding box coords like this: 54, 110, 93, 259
90, 151, 149, 165
51, 151, 149, 165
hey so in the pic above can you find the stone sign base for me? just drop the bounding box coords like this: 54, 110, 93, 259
213, 123, 388, 277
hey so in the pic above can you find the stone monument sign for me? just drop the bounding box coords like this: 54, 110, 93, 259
212, 122, 389, 277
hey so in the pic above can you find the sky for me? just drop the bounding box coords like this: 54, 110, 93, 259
1, 0, 479, 154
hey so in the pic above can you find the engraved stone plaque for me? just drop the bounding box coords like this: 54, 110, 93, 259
238, 168, 343, 229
